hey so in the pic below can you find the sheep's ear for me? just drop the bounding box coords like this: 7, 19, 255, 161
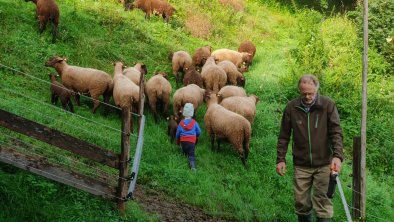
166, 117, 169, 121
63, 57, 67, 62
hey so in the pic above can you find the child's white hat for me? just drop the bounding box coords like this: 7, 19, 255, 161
183, 103, 194, 117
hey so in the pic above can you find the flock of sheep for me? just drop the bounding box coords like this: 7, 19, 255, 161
26, 0, 259, 166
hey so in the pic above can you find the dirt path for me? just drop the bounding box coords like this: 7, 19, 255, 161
133, 186, 237, 222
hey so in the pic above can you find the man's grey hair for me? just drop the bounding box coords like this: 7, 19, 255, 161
298, 74, 320, 91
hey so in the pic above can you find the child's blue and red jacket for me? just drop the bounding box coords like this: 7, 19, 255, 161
175, 118, 201, 144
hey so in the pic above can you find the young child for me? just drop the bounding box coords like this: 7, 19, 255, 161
176, 103, 201, 171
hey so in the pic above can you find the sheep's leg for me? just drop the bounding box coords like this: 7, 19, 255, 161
103, 94, 111, 116
38, 16, 47, 34
149, 97, 158, 123
210, 135, 215, 151
91, 94, 100, 113
73, 93, 81, 106
51, 93, 58, 104
67, 99, 74, 113
51, 23, 58, 43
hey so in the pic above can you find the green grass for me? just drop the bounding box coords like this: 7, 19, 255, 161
0, 0, 393, 221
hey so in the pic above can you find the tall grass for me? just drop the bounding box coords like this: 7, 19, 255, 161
0, 0, 393, 221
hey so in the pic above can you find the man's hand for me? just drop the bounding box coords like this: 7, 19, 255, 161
330, 157, 342, 173
276, 162, 286, 176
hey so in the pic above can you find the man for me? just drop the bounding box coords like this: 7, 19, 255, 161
276, 74, 344, 222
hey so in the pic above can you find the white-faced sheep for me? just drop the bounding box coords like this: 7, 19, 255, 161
183, 66, 203, 88
167, 115, 179, 143
145, 72, 172, 123
204, 93, 251, 166
45, 56, 113, 115
172, 84, 205, 118
192, 45, 212, 72
200, 56, 227, 93
49, 73, 73, 112
126, 0, 176, 23
220, 95, 259, 124
211, 48, 251, 73
238, 40, 256, 68
170, 50, 193, 87
217, 85, 247, 103
25, 0, 59, 43
217, 60, 245, 87
123, 63, 147, 86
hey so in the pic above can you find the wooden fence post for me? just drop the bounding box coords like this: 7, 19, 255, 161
352, 136, 362, 221
117, 107, 131, 213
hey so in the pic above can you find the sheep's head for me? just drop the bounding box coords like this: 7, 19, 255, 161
155, 71, 168, 79
45, 56, 66, 67
237, 76, 246, 87
135, 63, 147, 75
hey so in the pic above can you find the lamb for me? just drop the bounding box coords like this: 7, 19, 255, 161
167, 115, 179, 143
48, 73, 74, 112
25, 0, 59, 43
238, 40, 256, 68
172, 84, 205, 118
217, 85, 247, 103
145, 72, 172, 123
45, 56, 113, 114
211, 48, 251, 73
200, 56, 227, 93
192, 45, 212, 72
217, 60, 245, 87
183, 66, 203, 88
170, 50, 193, 87
204, 93, 251, 166
220, 95, 259, 124
126, 0, 176, 23
123, 63, 147, 86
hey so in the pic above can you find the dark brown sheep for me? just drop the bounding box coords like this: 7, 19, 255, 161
167, 115, 179, 143
238, 41, 256, 69
25, 0, 59, 43
183, 66, 203, 88
192, 45, 212, 72
170, 50, 193, 87
126, 0, 176, 23
49, 73, 74, 112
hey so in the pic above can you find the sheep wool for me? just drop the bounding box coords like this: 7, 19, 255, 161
183, 103, 194, 117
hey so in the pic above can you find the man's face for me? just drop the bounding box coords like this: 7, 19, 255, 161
299, 82, 317, 104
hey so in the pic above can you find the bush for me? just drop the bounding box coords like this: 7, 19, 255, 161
348, 0, 394, 75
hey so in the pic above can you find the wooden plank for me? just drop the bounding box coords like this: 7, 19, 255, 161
117, 107, 131, 213
0, 146, 116, 199
352, 136, 362, 220
0, 109, 119, 169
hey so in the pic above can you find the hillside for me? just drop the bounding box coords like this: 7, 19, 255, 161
1, 0, 393, 221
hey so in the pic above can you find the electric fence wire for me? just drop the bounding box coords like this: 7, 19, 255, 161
0, 152, 124, 201
0, 84, 139, 138
0, 139, 119, 185
341, 184, 393, 210
0, 62, 141, 117
344, 202, 391, 222
0, 134, 119, 182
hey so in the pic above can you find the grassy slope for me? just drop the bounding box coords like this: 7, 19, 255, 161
0, 0, 393, 221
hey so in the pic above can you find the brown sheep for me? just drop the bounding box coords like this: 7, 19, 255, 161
172, 84, 205, 118
238, 40, 256, 68
211, 48, 251, 73
217, 85, 247, 103
25, 0, 59, 43
48, 73, 74, 112
217, 60, 245, 87
123, 63, 147, 86
192, 45, 212, 72
220, 95, 259, 124
201, 56, 227, 93
45, 56, 113, 115
126, 0, 176, 23
145, 72, 172, 123
183, 66, 203, 88
167, 115, 179, 143
170, 50, 193, 87
204, 93, 251, 166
